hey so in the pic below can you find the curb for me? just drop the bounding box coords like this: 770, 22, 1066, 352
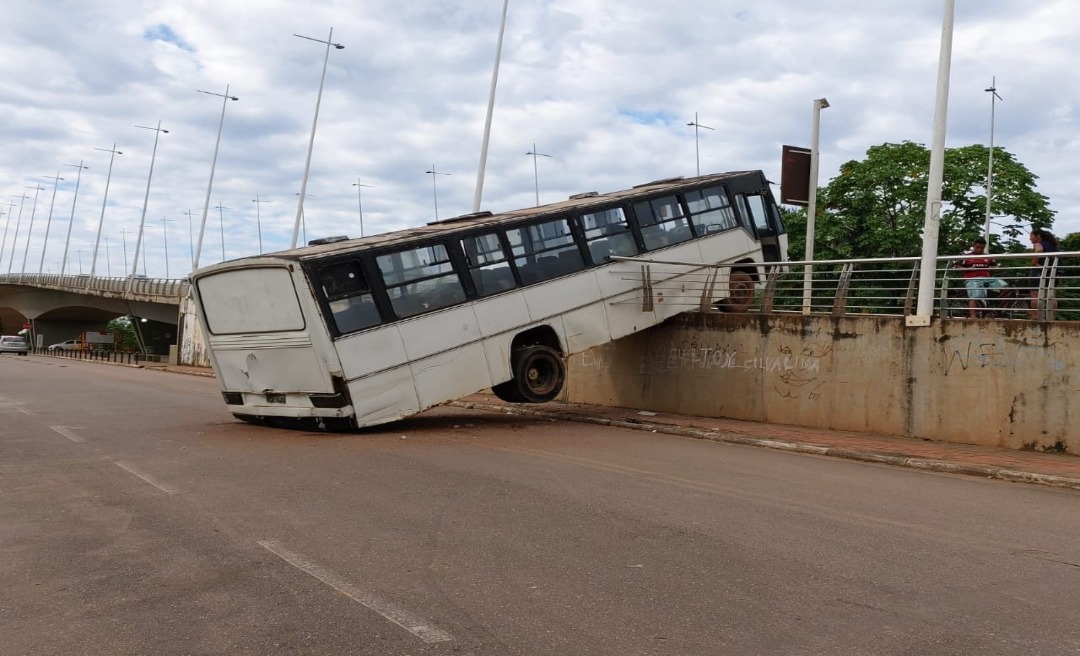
448, 401, 1080, 492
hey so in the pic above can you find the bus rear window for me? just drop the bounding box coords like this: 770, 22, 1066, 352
198, 267, 306, 334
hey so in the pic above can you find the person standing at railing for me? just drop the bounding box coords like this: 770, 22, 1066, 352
1027, 228, 1060, 319
958, 237, 1006, 319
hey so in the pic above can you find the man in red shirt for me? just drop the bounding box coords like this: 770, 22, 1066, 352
958, 237, 1006, 319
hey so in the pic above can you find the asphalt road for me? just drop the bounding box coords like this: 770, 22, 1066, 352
2, 355, 1080, 655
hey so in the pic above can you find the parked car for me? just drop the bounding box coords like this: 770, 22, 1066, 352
47, 339, 81, 351
0, 335, 30, 356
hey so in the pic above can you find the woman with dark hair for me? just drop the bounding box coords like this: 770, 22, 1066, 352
1028, 228, 1059, 319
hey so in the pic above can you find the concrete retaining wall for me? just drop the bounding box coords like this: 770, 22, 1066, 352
566, 314, 1078, 453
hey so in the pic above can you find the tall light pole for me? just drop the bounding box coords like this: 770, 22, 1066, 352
525, 143, 553, 206
35, 173, 65, 276
472, 0, 510, 213
215, 204, 230, 262
251, 196, 269, 254
129, 120, 168, 291
0, 198, 21, 271
60, 161, 88, 276
425, 165, 450, 222
75, 249, 84, 275
5, 193, 31, 273
352, 179, 372, 237
292, 29, 345, 249
802, 98, 830, 314
983, 77, 1002, 244
88, 144, 122, 286
686, 112, 714, 177
16, 183, 46, 280
912, 0, 955, 324
184, 209, 196, 270
120, 228, 130, 273
162, 214, 173, 279
194, 86, 238, 271
104, 235, 112, 277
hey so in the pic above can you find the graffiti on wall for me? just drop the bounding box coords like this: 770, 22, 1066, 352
575, 335, 833, 401
942, 339, 1068, 375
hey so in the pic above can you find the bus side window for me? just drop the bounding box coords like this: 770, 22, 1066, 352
685, 186, 737, 235
633, 195, 693, 251
507, 218, 585, 285
376, 243, 467, 319
580, 207, 638, 264
317, 260, 382, 335
461, 232, 517, 297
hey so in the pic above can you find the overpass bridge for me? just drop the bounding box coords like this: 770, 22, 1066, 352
0, 272, 188, 354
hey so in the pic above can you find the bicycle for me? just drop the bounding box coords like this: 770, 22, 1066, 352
946, 284, 1028, 319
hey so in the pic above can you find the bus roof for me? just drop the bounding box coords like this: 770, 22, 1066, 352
196, 170, 766, 273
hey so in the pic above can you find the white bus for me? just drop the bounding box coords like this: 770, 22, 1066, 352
191, 170, 788, 430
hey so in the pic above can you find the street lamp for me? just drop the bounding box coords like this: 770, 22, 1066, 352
60, 161, 88, 276
16, 183, 46, 281
120, 228, 130, 272
425, 165, 451, 222
983, 77, 1002, 244
35, 172, 65, 278
525, 143, 553, 206
104, 235, 112, 277
162, 214, 173, 279
291, 28, 345, 249
252, 196, 269, 254
686, 112, 714, 177
75, 249, 84, 275
130, 120, 168, 291
802, 97, 830, 314
352, 179, 373, 237
472, 0, 510, 213
88, 144, 122, 287
215, 203, 230, 262
194, 86, 238, 271
184, 209, 196, 270
0, 198, 21, 271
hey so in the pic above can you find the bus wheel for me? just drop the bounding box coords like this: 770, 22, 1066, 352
491, 380, 525, 403
513, 345, 565, 403
718, 271, 754, 312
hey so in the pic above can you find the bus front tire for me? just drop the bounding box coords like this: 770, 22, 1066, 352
496, 345, 565, 404
717, 271, 754, 312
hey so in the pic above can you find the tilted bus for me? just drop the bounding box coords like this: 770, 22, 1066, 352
190, 170, 788, 430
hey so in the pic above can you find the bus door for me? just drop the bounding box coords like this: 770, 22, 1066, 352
734, 191, 787, 263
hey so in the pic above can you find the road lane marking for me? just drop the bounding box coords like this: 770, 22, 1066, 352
258, 539, 453, 644
50, 426, 86, 443
113, 461, 179, 494
16, 406, 34, 416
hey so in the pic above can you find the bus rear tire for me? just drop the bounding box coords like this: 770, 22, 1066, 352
512, 345, 565, 403
491, 380, 525, 403
717, 271, 754, 312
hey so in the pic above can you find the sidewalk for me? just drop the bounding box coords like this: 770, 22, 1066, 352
450, 394, 1080, 492
157, 364, 1080, 491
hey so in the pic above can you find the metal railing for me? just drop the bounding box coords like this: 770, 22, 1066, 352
33, 347, 145, 365
0, 272, 189, 298
618, 251, 1080, 321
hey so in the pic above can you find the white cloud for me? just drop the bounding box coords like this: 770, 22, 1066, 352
0, 0, 1076, 278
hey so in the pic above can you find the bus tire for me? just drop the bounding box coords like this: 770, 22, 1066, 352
513, 345, 565, 403
718, 271, 755, 312
491, 380, 525, 403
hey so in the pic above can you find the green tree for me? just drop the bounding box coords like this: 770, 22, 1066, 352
805, 141, 1055, 260
107, 316, 139, 351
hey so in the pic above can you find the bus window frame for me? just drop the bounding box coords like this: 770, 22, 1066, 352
376, 240, 469, 320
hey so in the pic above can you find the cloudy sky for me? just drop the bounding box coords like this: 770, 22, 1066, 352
0, 0, 1076, 279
